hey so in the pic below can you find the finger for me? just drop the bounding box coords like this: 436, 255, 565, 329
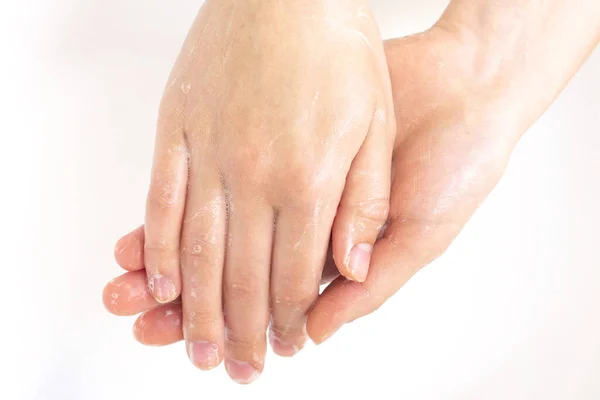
308, 217, 454, 344
113, 224, 339, 283
144, 125, 188, 303
320, 240, 339, 285
332, 109, 393, 282
223, 195, 273, 384
103, 270, 163, 316
270, 201, 335, 358
127, 268, 336, 349
180, 164, 227, 371
114, 255, 338, 349
114, 226, 145, 271
133, 303, 184, 346
107, 254, 339, 348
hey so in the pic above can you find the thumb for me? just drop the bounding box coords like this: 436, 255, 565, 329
307, 217, 457, 344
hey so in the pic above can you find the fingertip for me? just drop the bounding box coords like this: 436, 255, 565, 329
134, 305, 184, 346
132, 314, 145, 343
103, 271, 159, 316
225, 359, 262, 385
306, 307, 343, 345
268, 327, 306, 357
306, 281, 346, 344
114, 226, 145, 271
331, 224, 374, 283
307, 277, 372, 344
148, 273, 179, 304
102, 279, 121, 315
346, 242, 373, 282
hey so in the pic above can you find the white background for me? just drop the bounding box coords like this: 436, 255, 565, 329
2, 0, 599, 399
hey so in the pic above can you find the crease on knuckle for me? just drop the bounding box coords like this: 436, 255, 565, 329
147, 178, 180, 210
226, 329, 262, 351
227, 272, 264, 303
342, 198, 390, 226
185, 272, 216, 301
274, 279, 318, 310
224, 147, 268, 185
144, 240, 178, 261
186, 309, 220, 332
269, 321, 304, 338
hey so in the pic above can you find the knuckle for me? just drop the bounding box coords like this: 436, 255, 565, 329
186, 309, 221, 331
348, 198, 390, 226
274, 276, 318, 309
289, 163, 324, 192
147, 178, 181, 211
286, 182, 329, 215
368, 106, 395, 138
226, 272, 265, 303
185, 271, 219, 301
144, 240, 178, 263
223, 146, 269, 186
269, 321, 304, 338
226, 329, 261, 350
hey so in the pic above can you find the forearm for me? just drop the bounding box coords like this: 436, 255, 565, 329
436, 0, 600, 136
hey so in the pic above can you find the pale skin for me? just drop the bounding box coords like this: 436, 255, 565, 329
143, 0, 395, 381
105, 0, 600, 385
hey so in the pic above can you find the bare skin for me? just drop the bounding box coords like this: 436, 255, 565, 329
106, 26, 506, 335
143, 0, 395, 382
106, 0, 600, 385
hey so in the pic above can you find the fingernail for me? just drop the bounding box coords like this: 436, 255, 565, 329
149, 275, 176, 303
348, 243, 372, 282
225, 359, 261, 385
268, 330, 304, 357
188, 341, 220, 370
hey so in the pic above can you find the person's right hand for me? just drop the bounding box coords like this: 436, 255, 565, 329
142, 0, 395, 382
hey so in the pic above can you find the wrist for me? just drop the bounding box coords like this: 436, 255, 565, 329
434, 0, 600, 139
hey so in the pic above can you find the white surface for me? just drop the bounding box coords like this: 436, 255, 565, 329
3, 1, 599, 399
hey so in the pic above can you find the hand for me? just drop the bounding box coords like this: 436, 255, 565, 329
308, 0, 600, 341
307, 29, 518, 342
105, 27, 517, 348
104, 225, 339, 345
105, 28, 515, 345
142, 0, 395, 380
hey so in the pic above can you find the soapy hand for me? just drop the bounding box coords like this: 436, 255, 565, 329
142, 0, 395, 382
